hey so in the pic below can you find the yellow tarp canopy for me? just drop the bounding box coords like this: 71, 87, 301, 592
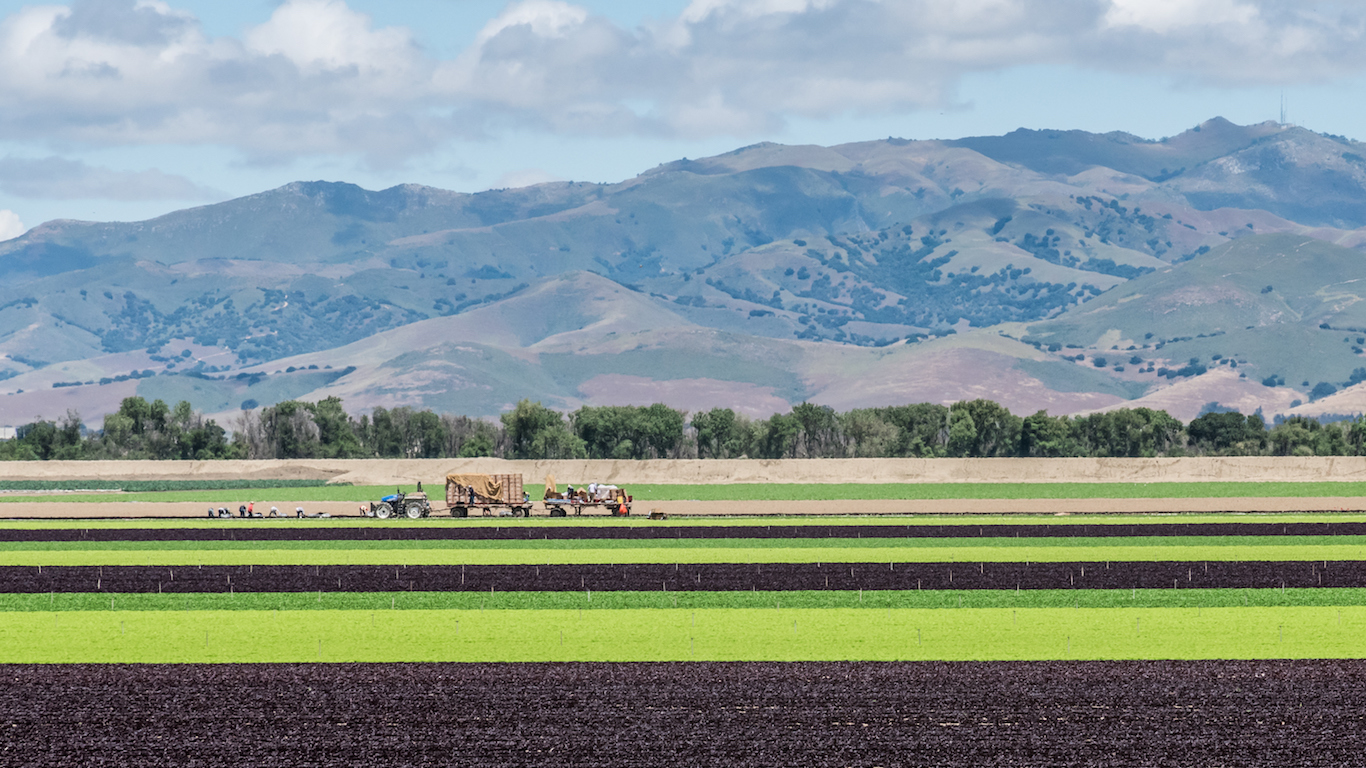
445, 473, 505, 502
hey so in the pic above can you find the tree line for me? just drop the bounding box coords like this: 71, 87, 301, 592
4, 395, 1366, 462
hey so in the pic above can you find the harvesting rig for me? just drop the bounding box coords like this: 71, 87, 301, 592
367, 484, 432, 520
445, 473, 532, 517
542, 475, 632, 516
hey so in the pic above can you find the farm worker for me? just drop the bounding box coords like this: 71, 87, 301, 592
238, 504, 247, 518
248, 502, 254, 516
296, 506, 305, 518
270, 506, 279, 516
207, 508, 215, 518
468, 485, 475, 505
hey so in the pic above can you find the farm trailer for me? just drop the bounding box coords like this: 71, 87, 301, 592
445, 473, 533, 517
364, 475, 530, 519
542, 475, 633, 517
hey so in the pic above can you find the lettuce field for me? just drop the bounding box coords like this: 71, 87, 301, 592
5, 513, 1366, 765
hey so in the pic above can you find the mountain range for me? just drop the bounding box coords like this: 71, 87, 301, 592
4, 116, 1366, 428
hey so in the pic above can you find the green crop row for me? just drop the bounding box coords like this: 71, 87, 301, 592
12, 587, 1365, 613
0, 479, 334, 493
5, 480, 1366, 504
1, 605, 1361, 663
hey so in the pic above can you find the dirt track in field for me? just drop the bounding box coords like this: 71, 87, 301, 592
6, 661, 1364, 767
2, 496, 1364, 519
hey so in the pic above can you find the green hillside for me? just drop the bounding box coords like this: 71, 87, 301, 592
5, 119, 1366, 423
1024, 234, 1366, 391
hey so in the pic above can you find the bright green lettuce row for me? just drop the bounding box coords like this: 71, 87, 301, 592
12, 587, 1366, 613
2, 605, 1363, 663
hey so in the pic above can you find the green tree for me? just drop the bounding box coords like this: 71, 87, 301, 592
1019, 411, 1078, 457
572, 405, 637, 459
875, 403, 949, 456
117, 396, 153, 436
503, 400, 584, 459
407, 410, 447, 458
312, 396, 362, 458
791, 402, 841, 458
263, 400, 322, 459
458, 431, 496, 457
693, 408, 741, 459
441, 414, 503, 458
1187, 411, 1265, 455
752, 413, 800, 458
366, 407, 405, 458
946, 408, 978, 457
840, 409, 899, 457
639, 403, 686, 458
529, 422, 587, 459
949, 399, 1021, 457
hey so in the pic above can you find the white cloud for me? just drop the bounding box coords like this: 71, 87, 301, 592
475, 1, 589, 45
0, 0, 1364, 162
1104, 0, 1258, 34
0, 209, 25, 241
0, 0, 439, 164
492, 168, 562, 189
245, 0, 417, 74
0, 156, 225, 200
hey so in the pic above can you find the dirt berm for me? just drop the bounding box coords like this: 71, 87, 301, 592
5, 456, 1366, 486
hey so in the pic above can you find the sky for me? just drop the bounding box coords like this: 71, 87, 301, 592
0, 0, 1365, 237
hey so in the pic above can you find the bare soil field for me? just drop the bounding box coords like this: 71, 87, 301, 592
7, 560, 1363, 593
7, 456, 1366, 486
4, 660, 1363, 767
3, 496, 1364, 519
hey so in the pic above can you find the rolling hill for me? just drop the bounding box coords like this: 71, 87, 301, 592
5, 117, 1366, 427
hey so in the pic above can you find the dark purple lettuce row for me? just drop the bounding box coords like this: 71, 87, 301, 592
2, 560, 1353, 593
2, 660, 1362, 767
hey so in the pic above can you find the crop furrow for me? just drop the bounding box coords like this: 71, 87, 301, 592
3, 560, 1361, 593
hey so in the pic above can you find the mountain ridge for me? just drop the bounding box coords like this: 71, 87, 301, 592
5, 118, 1366, 426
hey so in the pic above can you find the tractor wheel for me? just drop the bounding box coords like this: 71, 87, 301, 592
405, 501, 425, 520
374, 502, 395, 520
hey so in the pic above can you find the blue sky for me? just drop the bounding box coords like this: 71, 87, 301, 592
0, 0, 1363, 237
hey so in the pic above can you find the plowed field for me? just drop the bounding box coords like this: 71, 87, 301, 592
3, 559, 1363, 593
3, 661, 1362, 768
6, 510, 1366, 763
